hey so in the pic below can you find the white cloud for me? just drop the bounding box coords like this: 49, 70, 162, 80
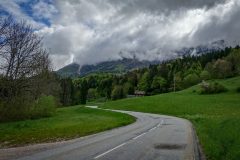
32, 1, 58, 21
0, 0, 46, 29
2, 0, 240, 70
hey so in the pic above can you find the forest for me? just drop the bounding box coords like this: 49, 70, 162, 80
60, 46, 240, 106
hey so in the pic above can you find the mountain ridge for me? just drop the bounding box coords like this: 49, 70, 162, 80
57, 40, 226, 77
57, 58, 160, 77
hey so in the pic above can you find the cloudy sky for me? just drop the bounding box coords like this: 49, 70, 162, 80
1, 0, 240, 70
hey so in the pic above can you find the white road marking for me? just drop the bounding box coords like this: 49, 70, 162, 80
149, 126, 157, 132
157, 119, 164, 127
94, 142, 126, 159
161, 119, 164, 125
133, 132, 147, 140
94, 118, 165, 159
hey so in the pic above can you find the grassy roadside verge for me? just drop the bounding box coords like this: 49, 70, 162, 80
101, 76, 240, 160
0, 106, 135, 148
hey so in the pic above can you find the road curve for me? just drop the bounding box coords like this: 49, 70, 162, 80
0, 106, 201, 160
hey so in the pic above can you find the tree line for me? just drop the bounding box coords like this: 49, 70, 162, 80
59, 46, 240, 106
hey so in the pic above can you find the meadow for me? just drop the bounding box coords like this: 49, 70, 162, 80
102, 76, 240, 160
0, 106, 135, 148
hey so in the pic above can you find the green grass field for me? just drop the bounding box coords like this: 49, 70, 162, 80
102, 76, 240, 160
0, 106, 135, 148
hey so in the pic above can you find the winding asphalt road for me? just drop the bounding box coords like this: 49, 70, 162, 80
0, 106, 201, 160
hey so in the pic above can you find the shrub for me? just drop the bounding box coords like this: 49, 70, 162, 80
200, 70, 211, 80
183, 73, 201, 88
212, 59, 233, 78
111, 85, 126, 100
200, 81, 227, 94
87, 88, 98, 101
237, 87, 240, 93
0, 95, 56, 122
31, 95, 56, 118
123, 82, 135, 95
0, 96, 32, 122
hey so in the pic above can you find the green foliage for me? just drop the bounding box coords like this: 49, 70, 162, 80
200, 82, 227, 94
98, 77, 113, 99
138, 71, 151, 92
226, 49, 240, 75
87, 88, 98, 100
0, 72, 60, 122
236, 87, 240, 93
123, 82, 134, 95
0, 96, 32, 122
184, 61, 202, 76
111, 85, 126, 100
0, 95, 56, 122
79, 80, 88, 104
72, 88, 81, 105
183, 73, 200, 88
73, 79, 88, 104
200, 70, 211, 80
31, 95, 56, 118
173, 72, 184, 91
60, 47, 240, 103
214, 59, 233, 78
127, 73, 138, 87
151, 76, 167, 93
60, 78, 74, 106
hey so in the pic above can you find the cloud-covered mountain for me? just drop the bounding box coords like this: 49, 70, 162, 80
57, 58, 160, 77
57, 40, 226, 77
176, 40, 226, 56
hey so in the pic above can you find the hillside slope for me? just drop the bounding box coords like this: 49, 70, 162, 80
57, 63, 80, 77
102, 76, 240, 160
57, 58, 159, 77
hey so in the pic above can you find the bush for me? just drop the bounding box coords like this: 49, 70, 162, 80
237, 87, 240, 93
212, 59, 233, 78
31, 95, 56, 118
87, 88, 98, 101
200, 70, 211, 80
111, 85, 126, 100
0, 95, 56, 122
0, 96, 33, 122
200, 81, 227, 94
123, 82, 135, 95
183, 73, 201, 88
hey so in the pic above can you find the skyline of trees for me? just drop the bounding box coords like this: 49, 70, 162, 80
59, 46, 240, 105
